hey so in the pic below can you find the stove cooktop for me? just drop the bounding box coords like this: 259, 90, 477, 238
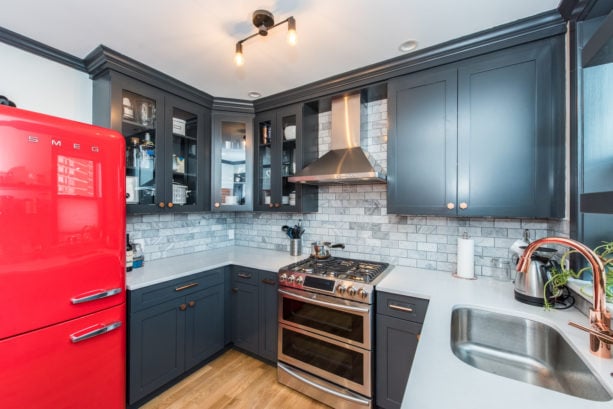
278, 256, 392, 303
284, 257, 389, 283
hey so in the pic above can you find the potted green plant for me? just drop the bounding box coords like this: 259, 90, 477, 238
544, 241, 613, 309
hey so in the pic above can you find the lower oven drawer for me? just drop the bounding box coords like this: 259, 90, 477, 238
278, 362, 371, 409
278, 323, 371, 397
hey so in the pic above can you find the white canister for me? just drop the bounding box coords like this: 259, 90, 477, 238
289, 191, 296, 206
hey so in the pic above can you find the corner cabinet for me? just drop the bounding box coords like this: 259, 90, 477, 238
376, 292, 429, 409
387, 36, 565, 218
230, 266, 278, 362
254, 104, 318, 212
93, 71, 210, 213
211, 113, 254, 211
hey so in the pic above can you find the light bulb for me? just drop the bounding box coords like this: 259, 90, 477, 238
287, 17, 297, 46
235, 43, 244, 66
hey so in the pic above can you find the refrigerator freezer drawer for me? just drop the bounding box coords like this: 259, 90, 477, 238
0, 303, 126, 409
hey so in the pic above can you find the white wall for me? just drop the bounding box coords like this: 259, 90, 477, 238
0, 43, 92, 123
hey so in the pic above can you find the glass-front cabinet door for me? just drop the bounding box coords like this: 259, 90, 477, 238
164, 95, 208, 212
211, 114, 253, 211
121, 86, 164, 212
254, 106, 301, 211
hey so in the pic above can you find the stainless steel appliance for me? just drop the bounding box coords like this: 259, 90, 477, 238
277, 256, 391, 409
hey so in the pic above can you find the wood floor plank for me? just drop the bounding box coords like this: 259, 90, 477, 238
140, 350, 330, 409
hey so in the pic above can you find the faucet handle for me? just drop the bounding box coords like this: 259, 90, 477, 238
568, 321, 613, 345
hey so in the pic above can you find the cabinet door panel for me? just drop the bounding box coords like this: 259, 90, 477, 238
388, 68, 458, 215
375, 314, 422, 409
211, 114, 254, 211
185, 284, 225, 369
129, 298, 185, 404
231, 280, 260, 355
457, 41, 563, 217
259, 272, 278, 362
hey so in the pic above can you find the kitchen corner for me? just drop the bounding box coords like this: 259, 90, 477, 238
377, 267, 613, 409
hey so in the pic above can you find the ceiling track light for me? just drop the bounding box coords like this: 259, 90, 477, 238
234, 10, 297, 66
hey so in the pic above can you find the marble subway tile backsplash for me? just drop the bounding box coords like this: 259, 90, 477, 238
127, 98, 569, 277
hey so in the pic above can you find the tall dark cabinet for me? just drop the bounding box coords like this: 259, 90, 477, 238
568, 0, 613, 250
388, 36, 565, 218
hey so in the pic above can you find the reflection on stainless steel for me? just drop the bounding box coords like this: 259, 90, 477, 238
451, 307, 613, 401
518, 237, 611, 358
278, 256, 390, 409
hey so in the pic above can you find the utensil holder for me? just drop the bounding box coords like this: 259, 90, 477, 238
290, 238, 302, 256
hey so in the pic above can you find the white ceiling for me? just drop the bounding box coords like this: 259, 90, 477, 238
1, 0, 560, 100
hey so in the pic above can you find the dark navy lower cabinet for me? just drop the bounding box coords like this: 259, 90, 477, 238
376, 292, 429, 409
127, 268, 225, 405
388, 36, 565, 218
231, 266, 278, 362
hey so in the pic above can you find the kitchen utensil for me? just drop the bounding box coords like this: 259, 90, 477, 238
310, 241, 345, 259
290, 238, 302, 256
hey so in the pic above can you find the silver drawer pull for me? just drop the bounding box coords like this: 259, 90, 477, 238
71, 288, 122, 304
70, 321, 122, 343
389, 304, 414, 313
175, 282, 199, 292
237, 273, 252, 279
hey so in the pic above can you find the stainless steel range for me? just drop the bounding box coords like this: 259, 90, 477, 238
277, 256, 392, 409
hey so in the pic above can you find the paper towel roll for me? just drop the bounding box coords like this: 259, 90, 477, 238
456, 237, 475, 279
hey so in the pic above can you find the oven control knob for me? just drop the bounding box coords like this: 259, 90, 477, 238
347, 287, 357, 296
295, 276, 304, 286
358, 288, 368, 299
288, 275, 296, 284
337, 285, 346, 294
279, 273, 288, 283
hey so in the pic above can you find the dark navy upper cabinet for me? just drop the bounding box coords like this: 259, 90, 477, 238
388, 36, 565, 218
387, 67, 458, 216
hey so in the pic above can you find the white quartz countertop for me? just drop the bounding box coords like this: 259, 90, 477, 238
126, 246, 304, 290
377, 266, 613, 409
127, 246, 613, 408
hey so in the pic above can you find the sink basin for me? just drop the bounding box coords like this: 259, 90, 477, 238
450, 306, 612, 401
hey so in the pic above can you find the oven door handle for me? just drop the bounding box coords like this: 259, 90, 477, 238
278, 362, 370, 406
279, 289, 370, 313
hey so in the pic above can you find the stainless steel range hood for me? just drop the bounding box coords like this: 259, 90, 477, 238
288, 94, 386, 185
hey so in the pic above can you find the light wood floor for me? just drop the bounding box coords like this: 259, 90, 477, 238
140, 349, 330, 409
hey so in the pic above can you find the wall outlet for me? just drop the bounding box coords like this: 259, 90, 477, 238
228, 229, 235, 240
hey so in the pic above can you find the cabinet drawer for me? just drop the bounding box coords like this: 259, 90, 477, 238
377, 292, 429, 323
129, 268, 224, 312
231, 266, 260, 284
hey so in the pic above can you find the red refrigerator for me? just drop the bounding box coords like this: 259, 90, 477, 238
0, 105, 126, 409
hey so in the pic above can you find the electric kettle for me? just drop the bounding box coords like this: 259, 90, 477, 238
514, 248, 559, 306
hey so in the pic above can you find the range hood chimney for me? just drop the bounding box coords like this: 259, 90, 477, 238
288, 94, 386, 185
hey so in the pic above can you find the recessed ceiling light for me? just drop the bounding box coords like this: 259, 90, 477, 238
248, 91, 262, 98
398, 40, 418, 53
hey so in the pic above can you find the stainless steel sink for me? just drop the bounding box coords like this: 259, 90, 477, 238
450, 306, 612, 401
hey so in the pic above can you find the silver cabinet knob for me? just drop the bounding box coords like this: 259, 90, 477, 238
459, 202, 468, 210
447, 202, 455, 210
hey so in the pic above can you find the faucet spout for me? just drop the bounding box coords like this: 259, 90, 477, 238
517, 237, 611, 358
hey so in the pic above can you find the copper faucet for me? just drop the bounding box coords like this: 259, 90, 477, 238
517, 237, 612, 358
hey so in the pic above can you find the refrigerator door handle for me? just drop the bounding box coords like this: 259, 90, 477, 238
71, 288, 122, 304
70, 321, 122, 343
